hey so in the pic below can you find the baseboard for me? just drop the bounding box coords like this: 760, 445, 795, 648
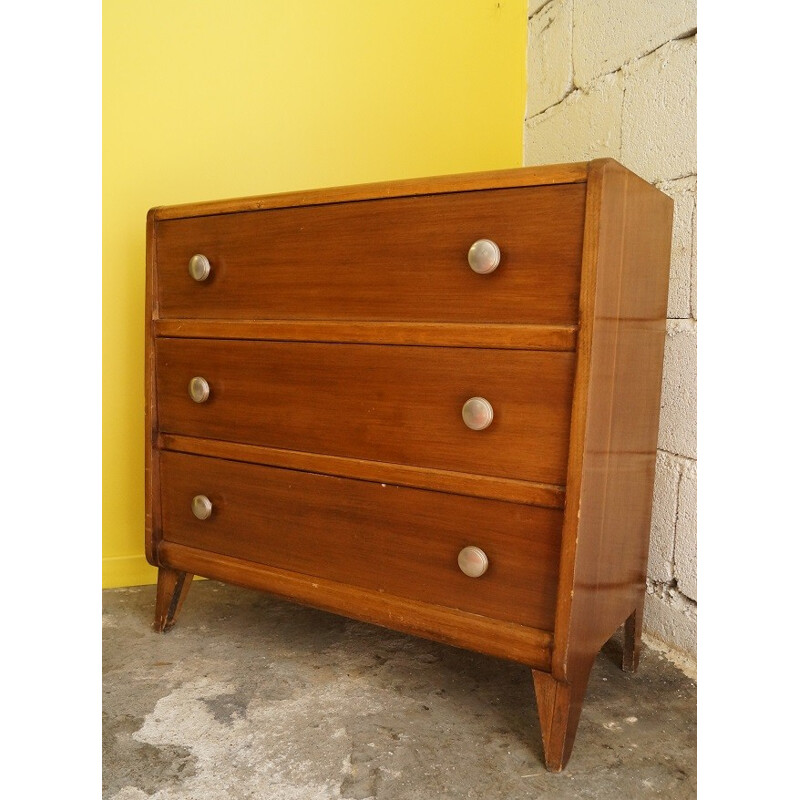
102, 555, 208, 589
103, 554, 159, 588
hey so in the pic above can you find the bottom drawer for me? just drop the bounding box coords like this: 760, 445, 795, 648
159, 451, 562, 630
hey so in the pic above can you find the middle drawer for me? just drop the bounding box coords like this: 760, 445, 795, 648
156, 339, 575, 485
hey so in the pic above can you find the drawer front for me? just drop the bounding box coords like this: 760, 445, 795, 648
159, 452, 562, 630
156, 339, 575, 485
155, 185, 585, 324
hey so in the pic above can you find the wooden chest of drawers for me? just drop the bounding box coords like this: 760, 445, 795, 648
145, 158, 672, 772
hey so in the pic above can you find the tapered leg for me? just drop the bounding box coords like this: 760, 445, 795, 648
622, 599, 644, 673
153, 567, 193, 632
532, 667, 592, 772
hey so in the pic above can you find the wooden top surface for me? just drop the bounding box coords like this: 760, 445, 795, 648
151, 161, 591, 221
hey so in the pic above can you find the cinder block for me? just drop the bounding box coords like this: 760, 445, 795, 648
526, 0, 573, 116
690, 199, 697, 319
657, 175, 696, 320
574, 0, 695, 87
643, 586, 697, 659
621, 38, 697, 183
658, 320, 696, 459
524, 72, 623, 165
675, 460, 697, 601
648, 451, 680, 583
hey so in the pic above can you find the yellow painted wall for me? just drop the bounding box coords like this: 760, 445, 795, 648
103, 0, 527, 588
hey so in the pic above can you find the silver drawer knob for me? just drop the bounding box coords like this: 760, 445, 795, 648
191, 495, 212, 520
467, 239, 501, 274
462, 397, 493, 431
188, 253, 211, 281
458, 546, 489, 578
188, 376, 210, 403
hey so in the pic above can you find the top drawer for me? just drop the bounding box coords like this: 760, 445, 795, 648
154, 185, 586, 324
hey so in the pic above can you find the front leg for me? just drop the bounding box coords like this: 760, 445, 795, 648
532, 662, 593, 772
153, 567, 193, 632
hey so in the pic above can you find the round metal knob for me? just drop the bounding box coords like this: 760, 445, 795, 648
462, 397, 494, 431
467, 239, 501, 274
188, 376, 210, 404
458, 546, 489, 578
191, 495, 212, 520
188, 254, 211, 281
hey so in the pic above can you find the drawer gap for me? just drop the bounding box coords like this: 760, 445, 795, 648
159, 434, 566, 509
154, 320, 578, 351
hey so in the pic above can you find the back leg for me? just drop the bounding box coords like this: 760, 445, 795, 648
622, 598, 644, 673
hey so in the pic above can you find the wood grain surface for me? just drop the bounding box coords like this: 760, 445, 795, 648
159, 434, 566, 508
145, 209, 160, 565
159, 451, 563, 631
158, 541, 555, 669
155, 185, 586, 324
146, 159, 673, 773
541, 159, 673, 770
156, 339, 576, 485
154, 319, 578, 351
555, 159, 673, 679
153, 566, 193, 632
152, 161, 588, 220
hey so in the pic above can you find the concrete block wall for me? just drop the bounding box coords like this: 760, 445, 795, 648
524, 1, 697, 659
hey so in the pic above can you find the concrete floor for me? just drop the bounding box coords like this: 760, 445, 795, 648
103, 581, 696, 799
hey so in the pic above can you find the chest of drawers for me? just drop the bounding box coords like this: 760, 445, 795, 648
145, 158, 672, 772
